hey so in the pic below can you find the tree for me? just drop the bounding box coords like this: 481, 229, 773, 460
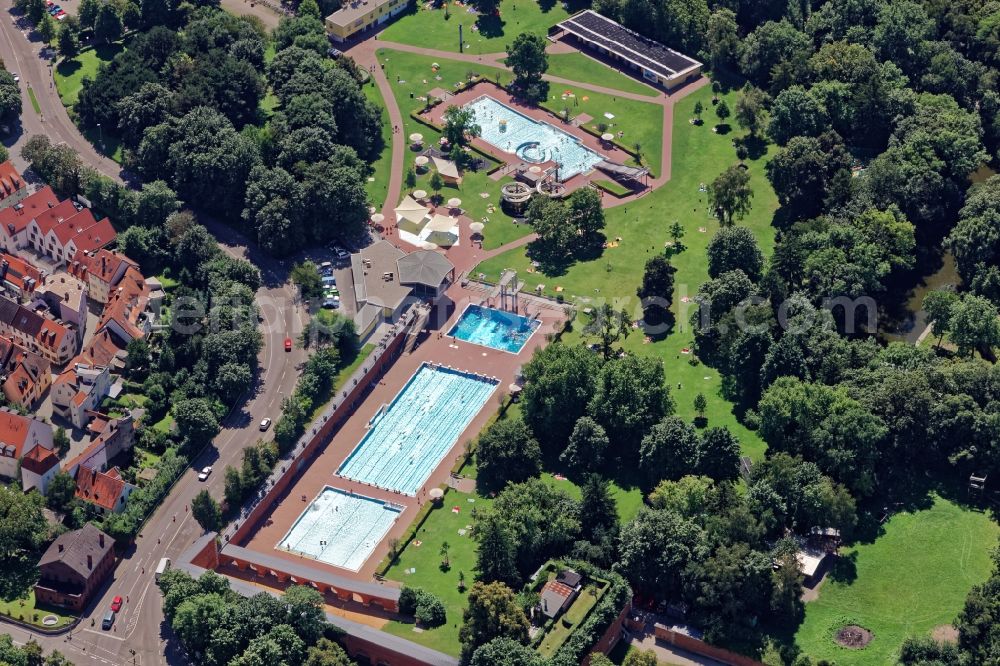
697, 427, 740, 480
429, 171, 444, 198
78, 0, 100, 29
588, 354, 671, 453
922, 290, 958, 349
174, 398, 220, 445
459, 581, 530, 662
94, 3, 123, 43
949, 176, 1000, 296
53, 426, 70, 456
765, 132, 852, 220
706, 8, 739, 70
714, 99, 730, 126
283, 584, 327, 644
506, 33, 548, 101
949, 294, 1000, 358
566, 187, 606, 253
579, 474, 618, 543
191, 490, 221, 532
639, 416, 700, 484
707, 226, 764, 281
46, 470, 76, 512
0, 71, 22, 123
223, 465, 243, 508
767, 86, 828, 145
956, 551, 1000, 663
708, 165, 753, 226
172, 593, 229, 654
470, 638, 547, 666
304, 638, 354, 666
560, 416, 610, 477
475, 418, 542, 493
648, 475, 714, 516
693, 393, 707, 420
521, 343, 600, 456
475, 512, 518, 586
442, 105, 481, 147
693, 100, 703, 124
637, 255, 676, 329
735, 85, 769, 137
738, 20, 813, 91
37, 14, 56, 42
618, 508, 705, 599
623, 650, 659, 666
291, 261, 323, 299
584, 303, 632, 360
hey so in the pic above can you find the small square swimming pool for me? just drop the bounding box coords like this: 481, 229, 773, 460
277, 487, 402, 571
448, 305, 540, 353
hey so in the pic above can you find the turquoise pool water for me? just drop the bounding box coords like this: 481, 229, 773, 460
337, 364, 498, 495
466, 95, 604, 179
277, 488, 401, 571
448, 305, 540, 353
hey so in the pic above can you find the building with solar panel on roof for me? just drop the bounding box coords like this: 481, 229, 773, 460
552, 10, 703, 91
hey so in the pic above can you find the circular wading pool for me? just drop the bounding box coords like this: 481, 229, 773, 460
516, 141, 549, 163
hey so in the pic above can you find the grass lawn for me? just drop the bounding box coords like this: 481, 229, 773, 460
361, 80, 394, 206
0, 594, 75, 629
383, 488, 494, 655
26, 86, 41, 114
537, 583, 602, 657
593, 178, 632, 197
152, 414, 175, 434
544, 52, 659, 98
154, 273, 180, 290
374, 48, 532, 250
791, 495, 998, 665
475, 82, 776, 460
333, 343, 376, 392
540, 472, 644, 524
380, 0, 569, 55
133, 446, 162, 470
54, 42, 125, 107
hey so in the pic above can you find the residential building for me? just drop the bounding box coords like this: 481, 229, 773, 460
0, 161, 27, 211
27, 202, 116, 265
76, 328, 128, 371
21, 444, 60, 495
64, 412, 135, 476
0, 187, 59, 252
32, 273, 88, 333
325, 0, 408, 42
0, 294, 78, 365
67, 248, 138, 304
0, 335, 52, 408
74, 465, 136, 514
98, 266, 157, 343
0, 408, 54, 482
0, 252, 42, 300
34, 524, 116, 612
52, 361, 112, 429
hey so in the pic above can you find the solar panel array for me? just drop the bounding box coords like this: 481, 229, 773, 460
557, 10, 701, 79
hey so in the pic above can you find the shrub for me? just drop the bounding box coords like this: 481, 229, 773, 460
415, 595, 447, 627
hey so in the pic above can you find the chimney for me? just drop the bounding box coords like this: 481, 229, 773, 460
99, 533, 104, 548
87, 554, 92, 570
58, 543, 64, 553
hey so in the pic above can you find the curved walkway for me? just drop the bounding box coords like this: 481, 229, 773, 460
347, 37, 708, 216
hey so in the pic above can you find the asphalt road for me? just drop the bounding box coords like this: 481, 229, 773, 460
0, 4, 309, 663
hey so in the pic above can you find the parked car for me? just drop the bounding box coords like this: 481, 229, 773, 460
331, 246, 350, 261
259, 417, 272, 431
319, 261, 333, 274
102, 610, 115, 630
10, 73, 18, 82
284, 337, 292, 352
197, 466, 212, 481
110, 595, 123, 612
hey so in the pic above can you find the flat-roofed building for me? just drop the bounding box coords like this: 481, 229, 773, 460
325, 0, 409, 42
553, 10, 702, 90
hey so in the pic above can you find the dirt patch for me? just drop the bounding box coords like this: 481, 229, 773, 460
932, 624, 959, 643
835, 625, 873, 649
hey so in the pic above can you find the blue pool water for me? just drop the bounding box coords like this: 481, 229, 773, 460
277, 488, 401, 571
448, 305, 540, 353
465, 96, 604, 179
337, 364, 498, 495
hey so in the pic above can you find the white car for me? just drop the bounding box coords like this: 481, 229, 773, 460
10, 73, 19, 83
259, 417, 272, 431
197, 466, 212, 481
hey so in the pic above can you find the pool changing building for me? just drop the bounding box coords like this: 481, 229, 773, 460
325, 0, 409, 42
350, 241, 455, 340
552, 10, 702, 90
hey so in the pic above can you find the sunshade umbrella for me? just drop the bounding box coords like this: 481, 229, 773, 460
415, 155, 429, 167
429, 487, 444, 500
528, 165, 542, 174
447, 197, 462, 208
469, 222, 485, 234
371, 213, 385, 224
412, 189, 427, 199
601, 133, 614, 142
409, 133, 423, 143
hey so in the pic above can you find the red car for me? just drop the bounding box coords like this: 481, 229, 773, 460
284, 337, 292, 352
110, 595, 123, 612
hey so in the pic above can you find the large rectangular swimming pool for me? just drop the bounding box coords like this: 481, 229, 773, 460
277, 488, 401, 571
336, 364, 498, 495
465, 95, 604, 179
448, 304, 540, 353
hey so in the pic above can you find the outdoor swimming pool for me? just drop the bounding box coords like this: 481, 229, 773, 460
277, 488, 401, 571
465, 96, 604, 179
448, 304, 540, 353
337, 364, 498, 495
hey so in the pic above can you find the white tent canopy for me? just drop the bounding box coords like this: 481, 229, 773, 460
432, 156, 460, 180
394, 195, 430, 225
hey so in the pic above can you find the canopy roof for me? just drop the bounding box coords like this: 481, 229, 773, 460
394, 195, 430, 224
397, 250, 454, 287
432, 156, 460, 179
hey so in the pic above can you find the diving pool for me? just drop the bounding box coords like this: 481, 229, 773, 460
448, 305, 540, 353
465, 96, 604, 179
336, 364, 498, 495
277, 488, 401, 571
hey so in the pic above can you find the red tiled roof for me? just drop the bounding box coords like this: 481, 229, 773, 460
69, 249, 137, 286
542, 580, 574, 600
99, 266, 149, 341
75, 465, 126, 511
0, 161, 25, 199
51, 209, 96, 245
21, 444, 58, 475
0, 187, 59, 236
69, 217, 115, 254
32, 200, 78, 236
77, 329, 126, 367
0, 253, 42, 293
0, 410, 36, 457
